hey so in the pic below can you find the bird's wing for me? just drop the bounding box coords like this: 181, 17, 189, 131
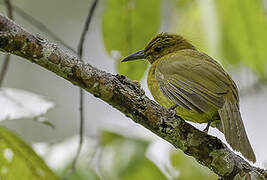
155, 52, 232, 113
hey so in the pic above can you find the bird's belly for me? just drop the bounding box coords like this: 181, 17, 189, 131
147, 69, 218, 123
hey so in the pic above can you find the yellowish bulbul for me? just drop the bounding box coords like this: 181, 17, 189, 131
122, 33, 256, 162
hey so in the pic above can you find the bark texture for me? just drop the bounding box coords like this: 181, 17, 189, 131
0, 14, 266, 180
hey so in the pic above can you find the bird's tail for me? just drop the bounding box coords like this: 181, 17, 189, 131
218, 98, 256, 162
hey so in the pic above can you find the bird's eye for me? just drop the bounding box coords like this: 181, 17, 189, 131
154, 46, 162, 52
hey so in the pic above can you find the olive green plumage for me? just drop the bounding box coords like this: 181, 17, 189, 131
122, 33, 256, 162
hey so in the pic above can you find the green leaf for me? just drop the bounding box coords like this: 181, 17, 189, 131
215, 0, 267, 78
174, 0, 196, 9
121, 158, 168, 180
99, 130, 168, 180
59, 164, 100, 180
102, 0, 161, 80
0, 126, 59, 180
171, 151, 217, 180
173, 0, 208, 53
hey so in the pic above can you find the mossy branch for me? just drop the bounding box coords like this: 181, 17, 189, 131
0, 14, 266, 180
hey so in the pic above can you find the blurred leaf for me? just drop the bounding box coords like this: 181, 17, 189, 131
121, 158, 168, 180
171, 151, 217, 180
0, 126, 59, 180
0, 88, 54, 123
102, 0, 160, 80
68, 169, 100, 180
59, 164, 100, 180
100, 130, 125, 145
99, 131, 168, 180
215, 0, 267, 78
172, 0, 208, 53
174, 0, 195, 8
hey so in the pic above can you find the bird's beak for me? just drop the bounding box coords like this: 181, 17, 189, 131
121, 50, 146, 62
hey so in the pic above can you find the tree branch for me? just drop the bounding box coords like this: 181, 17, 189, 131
0, 0, 13, 86
0, 14, 266, 180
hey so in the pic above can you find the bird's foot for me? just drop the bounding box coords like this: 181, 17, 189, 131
167, 104, 178, 116
203, 122, 211, 133
168, 104, 178, 111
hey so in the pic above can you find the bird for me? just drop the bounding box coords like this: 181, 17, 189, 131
121, 33, 256, 163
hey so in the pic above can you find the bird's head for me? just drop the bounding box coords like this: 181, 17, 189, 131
122, 33, 196, 64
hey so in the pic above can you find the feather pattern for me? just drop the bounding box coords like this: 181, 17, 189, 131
219, 98, 256, 162
155, 52, 227, 113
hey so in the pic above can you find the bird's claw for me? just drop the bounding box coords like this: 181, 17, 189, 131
168, 104, 178, 116
168, 104, 178, 111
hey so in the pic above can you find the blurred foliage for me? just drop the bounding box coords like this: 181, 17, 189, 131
58, 164, 100, 180
172, 0, 267, 79
171, 151, 217, 180
102, 0, 160, 80
99, 130, 168, 180
174, 0, 195, 7
215, 0, 267, 79
0, 126, 58, 180
101, 0, 267, 80
172, 0, 208, 53
99, 130, 217, 180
